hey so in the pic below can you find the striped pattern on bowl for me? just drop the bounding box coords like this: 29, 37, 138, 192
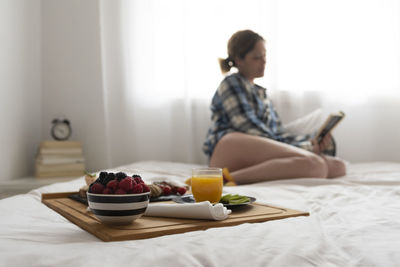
87, 192, 150, 225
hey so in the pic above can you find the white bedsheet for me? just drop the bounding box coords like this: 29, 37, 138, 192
1, 161, 400, 267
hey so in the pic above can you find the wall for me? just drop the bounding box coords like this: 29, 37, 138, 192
0, 0, 42, 180
42, 0, 110, 172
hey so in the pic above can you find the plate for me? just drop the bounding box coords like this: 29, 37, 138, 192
150, 195, 181, 202
174, 195, 256, 208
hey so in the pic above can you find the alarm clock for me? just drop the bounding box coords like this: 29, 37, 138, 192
51, 118, 72, 141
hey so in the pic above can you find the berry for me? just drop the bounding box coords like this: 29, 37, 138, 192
132, 175, 143, 184
115, 188, 127, 194
98, 172, 108, 185
116, 172, 127, 180
107, 172, 116, 180
177, 187, 187, 195
103, 188, 113, 194
90, 183, 105, 194
171, 186, 178, 194
106, 180, 119, 191
134, 177, 143, 185
161, 185, 171, 195
131, 183, 143, 194
99, 172, 108, 180
119, 177, 134, 192
142, 184, 150, 193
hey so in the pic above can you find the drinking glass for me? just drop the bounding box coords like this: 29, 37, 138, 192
191, 168, 223, 203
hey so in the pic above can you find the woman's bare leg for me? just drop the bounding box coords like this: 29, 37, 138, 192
321, 155, 346, 178
209, 132, 329, 184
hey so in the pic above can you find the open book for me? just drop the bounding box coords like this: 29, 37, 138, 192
314, 111, 345, 144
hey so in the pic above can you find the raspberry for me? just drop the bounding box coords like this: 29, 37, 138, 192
142, 184, 150, 193
106, 180, 119, 191
133, 176, 143, 184
131, 183, 143, 194
119, 177, 134, 192
177, 187, 187, 195
90, 183, 105, 194
161, 185, 171, 195
103, 188, 113, 194
115, 188, 127, 194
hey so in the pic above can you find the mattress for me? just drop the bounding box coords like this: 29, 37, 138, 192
1, 161, 400, 267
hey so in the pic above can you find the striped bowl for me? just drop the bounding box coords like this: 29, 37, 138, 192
87, 192, 150, 225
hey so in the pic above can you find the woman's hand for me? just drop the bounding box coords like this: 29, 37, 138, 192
311, 133, 332, 155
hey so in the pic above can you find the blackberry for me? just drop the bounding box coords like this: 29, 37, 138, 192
102, 172, 116, 185
116, 172, 127, 180
98, 172, 108, 184
132, 174, 141, 179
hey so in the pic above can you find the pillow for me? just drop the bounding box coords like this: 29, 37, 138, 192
283, 108, 324, 135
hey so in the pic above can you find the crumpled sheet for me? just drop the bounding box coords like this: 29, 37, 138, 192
1, 161, 400, 267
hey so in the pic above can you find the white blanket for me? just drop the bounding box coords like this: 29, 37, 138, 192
1, 161, 400, 267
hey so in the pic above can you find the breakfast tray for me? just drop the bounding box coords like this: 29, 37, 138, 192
42, 192, 309, 242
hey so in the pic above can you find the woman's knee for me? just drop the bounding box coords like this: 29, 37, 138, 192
301, 154, 329, 178
326, 157, 347, 178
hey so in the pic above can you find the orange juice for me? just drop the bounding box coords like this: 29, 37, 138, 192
191, 175, 223, 203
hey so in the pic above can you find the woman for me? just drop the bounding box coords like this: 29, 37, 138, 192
203, 30, 346, 184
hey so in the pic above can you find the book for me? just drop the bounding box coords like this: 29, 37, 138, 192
39, 147, 83, 155
314, 111, 345, 144
36, 155, 85, 165
35, 140, 86, 178
35, 170, 85, 178
35, 163, 85, 173
40, 141, 82, 148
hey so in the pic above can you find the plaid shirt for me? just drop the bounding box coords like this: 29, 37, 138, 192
203, 73, 313, 158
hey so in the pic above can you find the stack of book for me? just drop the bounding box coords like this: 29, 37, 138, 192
35, 141, 85, 178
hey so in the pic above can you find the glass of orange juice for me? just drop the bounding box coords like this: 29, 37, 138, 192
191, 168, 223, 203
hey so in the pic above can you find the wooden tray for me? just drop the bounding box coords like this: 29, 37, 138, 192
42, 192, 309, 242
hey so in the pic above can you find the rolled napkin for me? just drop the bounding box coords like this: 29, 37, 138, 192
144, 201, 231, 221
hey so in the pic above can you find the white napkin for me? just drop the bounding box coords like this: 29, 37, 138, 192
144, 201, 231, 221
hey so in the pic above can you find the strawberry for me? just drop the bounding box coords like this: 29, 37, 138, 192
171, 186, 178, 194
177, 187, 187, 195
131, 183, 143, 194
119, 177, 134, 192
90, 183, 104, 194
142, 184, 150, 193
161, 185, 172, 196
115, 188, 127, 194
106, 179, 119, 191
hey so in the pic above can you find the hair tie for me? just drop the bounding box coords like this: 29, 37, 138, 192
226, 57, 234, 67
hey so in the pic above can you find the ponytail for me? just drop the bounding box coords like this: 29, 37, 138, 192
218, 57, 234, 74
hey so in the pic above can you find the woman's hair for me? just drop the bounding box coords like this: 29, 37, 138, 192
219, 29, 264, 74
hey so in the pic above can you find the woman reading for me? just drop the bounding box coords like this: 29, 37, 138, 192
203, 30, 346, 184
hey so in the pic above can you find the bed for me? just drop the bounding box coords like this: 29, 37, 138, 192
1, 160, 400, 266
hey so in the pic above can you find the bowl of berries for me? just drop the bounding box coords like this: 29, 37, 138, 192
87, 172, 151, 225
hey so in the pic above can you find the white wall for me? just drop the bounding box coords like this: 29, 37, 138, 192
0, 0, 42, 180
42, 0, 109, 172
1, 0, 398, 181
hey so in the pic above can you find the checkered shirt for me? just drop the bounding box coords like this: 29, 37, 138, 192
203, 73, 315, 158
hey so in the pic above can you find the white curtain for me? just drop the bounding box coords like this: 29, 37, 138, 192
99, 0, 400, 168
